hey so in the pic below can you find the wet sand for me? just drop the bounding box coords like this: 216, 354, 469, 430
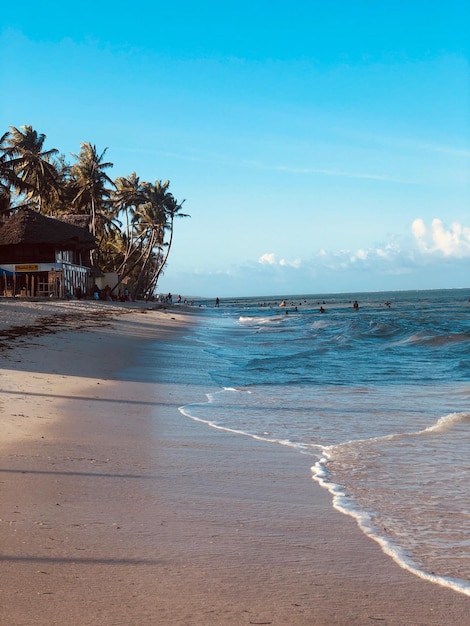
0, 300, 468, 625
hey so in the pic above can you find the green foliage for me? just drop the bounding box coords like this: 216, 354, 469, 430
0, 125, 189, 297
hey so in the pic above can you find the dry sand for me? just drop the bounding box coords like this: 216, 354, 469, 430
0, 299, 468, 625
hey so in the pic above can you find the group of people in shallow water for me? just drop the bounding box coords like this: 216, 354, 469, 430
319, 299, 392, 313
213, 297, 365, 313
212, 297, 398, 313
281, 298, 391, 314
284, 299, 362, 314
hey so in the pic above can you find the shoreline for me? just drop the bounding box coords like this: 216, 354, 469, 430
0, 304, 469, 624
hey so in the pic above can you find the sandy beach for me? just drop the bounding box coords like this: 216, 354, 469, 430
0, 299, 469, 625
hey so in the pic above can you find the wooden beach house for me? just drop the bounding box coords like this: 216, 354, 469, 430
0, 208, 97, 298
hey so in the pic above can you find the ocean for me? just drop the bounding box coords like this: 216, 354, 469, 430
149, 288, 470, 596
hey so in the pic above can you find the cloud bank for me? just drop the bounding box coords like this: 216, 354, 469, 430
411, 218, 470, 258
259, 253, 301, 268
258, 218, 470, 275
159, 217, 470, 297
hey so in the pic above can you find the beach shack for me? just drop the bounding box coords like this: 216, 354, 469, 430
0, 208, 97, 298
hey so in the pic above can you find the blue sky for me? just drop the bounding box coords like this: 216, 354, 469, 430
1, 1, 469, 297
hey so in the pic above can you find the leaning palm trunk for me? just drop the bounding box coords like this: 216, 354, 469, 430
131, 229, 159, 299
107, 240, 148, 296
115, 230, 147, 276
145, 248, 166, 296
147, 217, 174, 292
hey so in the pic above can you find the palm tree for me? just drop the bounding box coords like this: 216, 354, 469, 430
5, 125, 60, 213
70, 142, 114, 235
128, 183, 167, 298
110, 172, 148, 272
131, 179, 189, 297
112, 172, 147, 216
1, 124, 189, 296
147, 191, 188, 294
70, 143, 115, 265
0, 131, 17, 218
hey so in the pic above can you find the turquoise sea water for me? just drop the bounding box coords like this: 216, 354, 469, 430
144, 289, 470, 595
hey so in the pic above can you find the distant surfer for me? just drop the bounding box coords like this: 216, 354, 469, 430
353, 300, 359, 310
319, 306, 325, 313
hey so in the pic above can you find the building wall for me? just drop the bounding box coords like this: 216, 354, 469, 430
0, 262, 90, 298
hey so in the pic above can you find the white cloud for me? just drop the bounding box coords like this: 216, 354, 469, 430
411, 218, 470, 257
160, 227, 470, 297
375, 243, 400, 259
350, 249, 368, 263
174, 217, 470, 296
259, 253, 301, 268
258, 252, 277, 265
258, 221, 469, 281
279, 257, 301, 268
411, 218, 427, 248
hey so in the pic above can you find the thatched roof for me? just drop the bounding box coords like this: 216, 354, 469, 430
0, 208, 96, 250
56, 214, 91, 229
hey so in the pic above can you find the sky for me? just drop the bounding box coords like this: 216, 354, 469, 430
1, 1, 469, 297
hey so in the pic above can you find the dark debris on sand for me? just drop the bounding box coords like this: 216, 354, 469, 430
0, 311, 115, 351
